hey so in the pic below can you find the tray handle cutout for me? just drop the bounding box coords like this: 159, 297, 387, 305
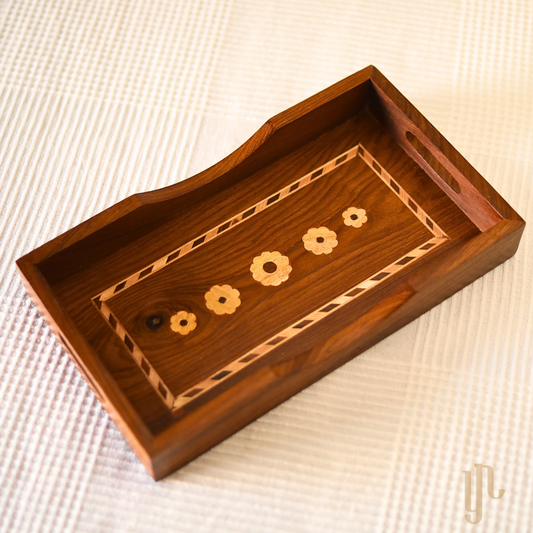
406, 131, 461, 194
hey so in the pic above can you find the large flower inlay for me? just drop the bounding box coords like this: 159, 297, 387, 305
250, 251, 292, 286
343, 207, 367, 228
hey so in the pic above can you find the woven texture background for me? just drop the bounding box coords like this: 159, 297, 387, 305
1, 1, 532, 531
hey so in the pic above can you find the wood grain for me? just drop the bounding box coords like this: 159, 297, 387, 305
100, 143, 446, 411
16, 66, 525, 479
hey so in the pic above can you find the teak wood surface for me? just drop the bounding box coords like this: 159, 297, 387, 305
16, 66, 525, 480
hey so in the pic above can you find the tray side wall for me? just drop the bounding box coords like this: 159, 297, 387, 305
369, 67, 524, 229
35, 75, 374, 287
15, 258, 158, 478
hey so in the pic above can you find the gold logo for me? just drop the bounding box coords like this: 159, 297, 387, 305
464, 464, 505, 524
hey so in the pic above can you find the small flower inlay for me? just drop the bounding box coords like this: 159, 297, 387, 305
343, 207, 367, 228
170, 311, 197, 335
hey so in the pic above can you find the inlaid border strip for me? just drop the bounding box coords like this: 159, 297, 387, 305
95, 145, 358, 302
95, 298, 175, 409
172, 235, 446, 409
95, 235, 446, 410
358, 146, 445, 239
93, 143, 446, 303
92, 144, 449, 411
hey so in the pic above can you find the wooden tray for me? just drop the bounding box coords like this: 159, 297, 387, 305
16, 66, 525, 479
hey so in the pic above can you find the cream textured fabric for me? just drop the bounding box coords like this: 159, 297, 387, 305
0, 1, 532, 531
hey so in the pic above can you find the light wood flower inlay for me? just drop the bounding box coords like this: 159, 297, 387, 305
302, 227, 338, 255
205, 284, 241, 315
170, 311, 197, 335
250, 251, 292, 286
343, 207, 367, 228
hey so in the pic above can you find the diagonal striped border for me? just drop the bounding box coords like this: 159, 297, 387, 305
94, 144, 445, 302
171, 235, 446, 409
93, 144, 449, 411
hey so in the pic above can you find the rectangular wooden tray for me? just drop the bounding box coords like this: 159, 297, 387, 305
16, 66, 525, 479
